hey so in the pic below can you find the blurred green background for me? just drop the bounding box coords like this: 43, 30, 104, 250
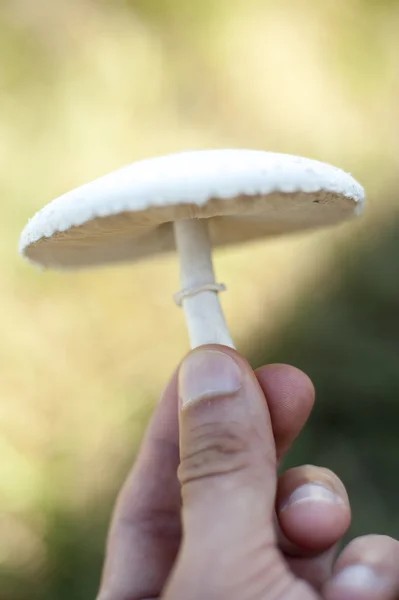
1, 0, 399, 598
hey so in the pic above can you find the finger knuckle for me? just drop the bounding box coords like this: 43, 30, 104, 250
178, 420, 251, 487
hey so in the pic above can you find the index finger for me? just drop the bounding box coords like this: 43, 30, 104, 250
98, 371, 181, 600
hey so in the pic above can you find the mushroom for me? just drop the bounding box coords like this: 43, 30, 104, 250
19, 149, 365, 349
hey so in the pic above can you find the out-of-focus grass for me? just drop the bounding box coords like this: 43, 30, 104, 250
1, 0, 399, 597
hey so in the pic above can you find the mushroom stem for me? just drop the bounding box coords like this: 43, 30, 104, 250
174, 219, 235, 349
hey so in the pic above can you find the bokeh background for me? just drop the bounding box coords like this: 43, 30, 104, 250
1, 0, 399, 598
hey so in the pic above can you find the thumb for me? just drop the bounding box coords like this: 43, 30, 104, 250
174, 346, 290, 593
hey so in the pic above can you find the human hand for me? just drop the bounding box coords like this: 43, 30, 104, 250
97, 347, 399, 600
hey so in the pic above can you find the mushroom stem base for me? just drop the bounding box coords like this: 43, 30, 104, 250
173, 219, 234, 349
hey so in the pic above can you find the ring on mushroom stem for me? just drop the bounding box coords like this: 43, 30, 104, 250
173, 283, 226, 308
19, 149, 365, 350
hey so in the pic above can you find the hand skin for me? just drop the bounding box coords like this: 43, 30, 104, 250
97, 346, 399, 600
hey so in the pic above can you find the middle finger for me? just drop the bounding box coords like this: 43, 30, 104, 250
276, 465, 351, 589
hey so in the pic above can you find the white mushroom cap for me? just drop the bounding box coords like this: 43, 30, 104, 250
20, 149, 364, 269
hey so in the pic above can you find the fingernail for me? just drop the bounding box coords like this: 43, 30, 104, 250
179, 349, 242, 407
332, 564, 388, 591
280, 483, 344, 511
